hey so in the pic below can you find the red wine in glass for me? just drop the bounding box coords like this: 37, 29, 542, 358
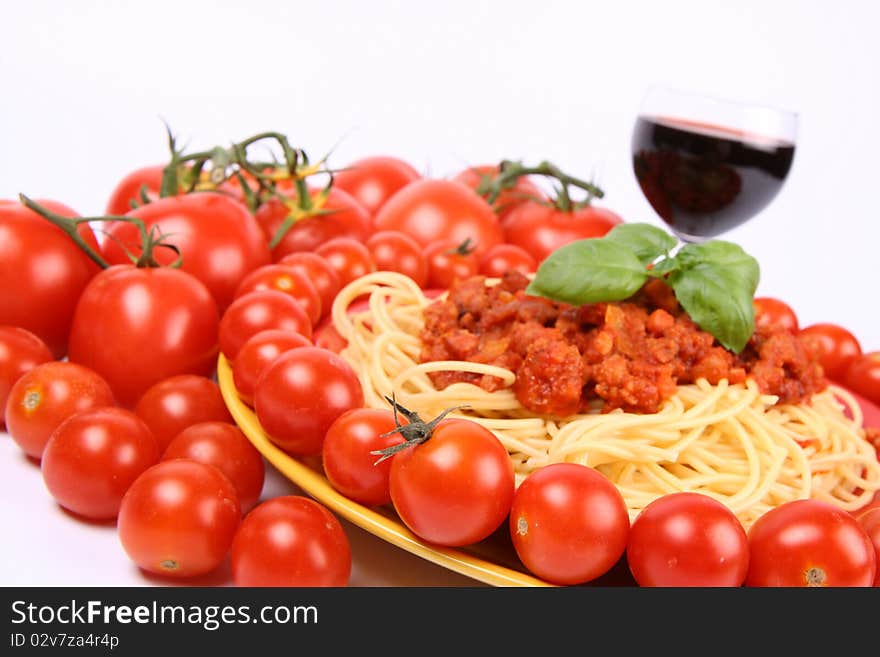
632, 88, 797, 242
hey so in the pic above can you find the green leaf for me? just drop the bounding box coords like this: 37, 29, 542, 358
604, 222, 679, 266
674, 240, 760, 295
525, 238, 648, 305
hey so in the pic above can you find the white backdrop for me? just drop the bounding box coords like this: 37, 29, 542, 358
1, 0, 878, 585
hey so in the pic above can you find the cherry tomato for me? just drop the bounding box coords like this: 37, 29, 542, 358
322, 408, 406, 506
233, 263, 322, 327
854, 502, 880, 586
230, 495, 351, 587
311, 296, 370, 354
332, 155, 421, 216
424, 238, 479, 289
104, 164, 166, 215
452, 164, 545, 223
41, 406, 160, 520
746, 499, 876, 587
218, 290, 312, 361
277, 252, 343, 323
753, 296, 799, 333
509, 462, 629, 585
372, 178, 503, 256
255, 186, 372, 261
365, 230, 429, 288
67, 264, 220, 408
478, 243, 537, 278
101, 192, 271, 313
389, 417, 514, 547
134, 374, 233, 452
254, 346, 364, 457
625, 492, 749, 587
0, 199, 101, 358
503, 201, 623, 264
117, 459, 241, 578
162, 421, 265, 514
231, 329, 312, 407
799, 322, 862, 382
314, 237, 377, 288
0, 326, 53, 427
5, 360, 115, 460
842, 351, 880, 408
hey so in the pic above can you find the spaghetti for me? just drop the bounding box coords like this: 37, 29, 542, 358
332, 270, 880, 528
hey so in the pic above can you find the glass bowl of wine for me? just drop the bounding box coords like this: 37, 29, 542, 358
631, 86, 798, 243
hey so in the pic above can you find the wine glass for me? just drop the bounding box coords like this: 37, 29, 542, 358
631, 86, 798, 243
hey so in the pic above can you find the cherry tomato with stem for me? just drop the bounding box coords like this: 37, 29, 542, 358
424, 237, 479, 289
365, 230, 429, 288
231, 329, 312, 407
332, 155, 421, 217
0, 326, 53, 427
478, 243, 537, 278
799, 322, 862, 382
104, 164, 166, 215
452, 163, 545, 224
218, 290, 312, 361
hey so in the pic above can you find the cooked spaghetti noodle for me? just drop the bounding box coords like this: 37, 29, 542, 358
332, 271, 880, 528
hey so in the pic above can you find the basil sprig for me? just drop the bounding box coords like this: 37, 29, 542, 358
525, 223, 760, 353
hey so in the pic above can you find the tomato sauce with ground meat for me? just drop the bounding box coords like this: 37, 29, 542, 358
418, 270, 825, 416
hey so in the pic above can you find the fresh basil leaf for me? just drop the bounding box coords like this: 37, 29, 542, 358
604, 222, 679, 266
674, 240, 760, 296
526, 238, 648, 305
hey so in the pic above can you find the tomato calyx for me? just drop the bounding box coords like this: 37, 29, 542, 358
370, 395, 468, 464
484, 159, 605, 213
445, 237, 476, 257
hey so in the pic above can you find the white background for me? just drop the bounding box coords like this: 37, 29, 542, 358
1, 0, 878, 586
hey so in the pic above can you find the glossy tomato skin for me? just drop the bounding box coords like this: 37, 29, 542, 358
0, 199, 101, 358
478, 243, 537, 278
503, 201, 623, 264
41, 406, 160, 520
231, 495, 351, 587
101, 192, 271, 313
117, 459, 241, 578
0, 326, 53, 427
798, 322, 862, 382
5, 361, 115, 460
753, 297, 799, 333
162, 421, 265, 514
218, 290, 312, 361
372, 179, 503, 256
854, 502, 880, 586
67, 265, 220, 409
424, 238, 479, 289
746, 499, 876, 587
322, 408, 406, 506
277, 252, 342, 323
104, 164, 166, 215
332, 155, 421, 217
253, 346, 364, 457
626, 492, 749, 587
452, 164, 545, 224
842, 351, 880, 407
509, 462, 629, 585
365, 230, 429, 288
133, 374, 233, 452
232, 329, 312, 407
314, 237, 377, 287
389, 418, 515, 547
233, 263, 322, 328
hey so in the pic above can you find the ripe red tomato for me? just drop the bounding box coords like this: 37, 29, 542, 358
322, 408, 406, 506
277, 252, 342, 323
452, 164, 545, 223
509, 462, 629, 585
5, 360, 115, 459
253, 346, 364, 457
753, 296, 799, 333
67, 264, 220, 409
230, 495, 351, 587
478, 243, 537, 278
503, 201, 623, 264
118, 459, 241, 578
854, 502, 880, 586
332, 155, 421, 216
842, 351, 880, 407
104, 164, 166, 215
311, 296, 370, 354
162, 421, 265, 514
41, 406, 160, 520
365, 230, 429, 288
218, 290, 312, 361
424, 238, 479, 289
372, 179, 503, 256
799, 322, 863, 382
0, 326, 53, 427
254, 186, 372, 260
233, 263, 322, 327
0, 199, 101, 358
314, 236, 377, 287
389, 417, 514, 547
625, 492, 749, 587
133, 374, 233, 452
231, 329, 312, 407
746, 499, 876, 587
100, 192, 271, 313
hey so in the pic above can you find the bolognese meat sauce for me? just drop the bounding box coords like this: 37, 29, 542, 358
418, 271, 825, 417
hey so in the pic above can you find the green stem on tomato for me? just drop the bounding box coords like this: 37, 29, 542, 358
485, 159, 605, 212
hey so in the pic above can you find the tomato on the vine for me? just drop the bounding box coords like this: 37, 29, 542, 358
231, 329, 312, 407
332, 155, 421, 217
0, 326, 53, 427
799, 322, 862, 382
625, 492, 749, 587
753, 296, 799, 333
218, 289, 312, 361
104, 164, 166, 215
452, 164, 544, 224
509, 462, 629, 585
424, 238, 479, 289
365, 230, 429, 288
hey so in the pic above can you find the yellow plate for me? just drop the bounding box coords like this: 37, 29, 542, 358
217, 354, 555, 587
